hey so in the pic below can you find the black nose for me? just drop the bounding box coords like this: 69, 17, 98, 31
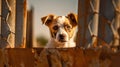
59, 34, 65, 39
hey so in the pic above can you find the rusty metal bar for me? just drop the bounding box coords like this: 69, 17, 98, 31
0, 0, 1, 44
109, 0, 120, 51
15, 0, 27, 48
7, 0, 16, 48
77, 0, 90, 47
1, 0, 11, 48
26, 7, 34, 48
88, 0, 100, 47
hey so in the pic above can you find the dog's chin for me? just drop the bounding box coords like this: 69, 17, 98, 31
55, 39, 68, 44
59, 40, 67, 43
59, 39, 69, 44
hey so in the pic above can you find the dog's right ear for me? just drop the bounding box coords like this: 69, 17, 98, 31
67, 13, 78, 27
41, 14, 55, 26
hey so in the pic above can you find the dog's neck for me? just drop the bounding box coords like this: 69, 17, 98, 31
46, 38, 75, 48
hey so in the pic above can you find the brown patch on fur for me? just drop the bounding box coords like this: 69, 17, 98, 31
67, 13, 78, 27
41, 14, 55, 26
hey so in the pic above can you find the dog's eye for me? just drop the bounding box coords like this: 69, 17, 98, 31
65, 25, 71, 29
53, 26, 59, 30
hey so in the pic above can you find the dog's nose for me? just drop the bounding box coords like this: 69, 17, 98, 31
59, 34, 65, 39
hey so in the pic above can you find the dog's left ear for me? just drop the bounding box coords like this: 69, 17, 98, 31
41, 14, 55, 26
67, 13, 78, 27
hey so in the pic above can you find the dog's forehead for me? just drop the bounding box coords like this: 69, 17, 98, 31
57, 16, 65, 23
55, 16, 68, 24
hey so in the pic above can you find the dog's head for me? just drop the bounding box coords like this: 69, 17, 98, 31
41, 13, 77, 44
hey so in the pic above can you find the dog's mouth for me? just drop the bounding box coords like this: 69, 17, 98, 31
58, 39, 67, 43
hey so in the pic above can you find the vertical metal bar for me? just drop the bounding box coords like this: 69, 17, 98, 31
1, 0, 11, 48
0, 0, 1, 43
77, 0, 101, 48
113, 0, 120, 30
114, 0, 120, 46
77, 0, 84, 47
7, 0, 16, 48
15, 0, 27, 48
77, 0, 88, 47
26, 7, 34, 48
110, 0, 120, 48
23, 0, 27, 48
90, 0, 100, 47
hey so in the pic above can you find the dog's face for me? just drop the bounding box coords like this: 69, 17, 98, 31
41, 13, 77, 44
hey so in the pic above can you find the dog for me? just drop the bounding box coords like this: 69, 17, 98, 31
41, 13, 78, 48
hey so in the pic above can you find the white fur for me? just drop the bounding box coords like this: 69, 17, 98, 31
56, 26, 69, 42
57, 16, 66, 24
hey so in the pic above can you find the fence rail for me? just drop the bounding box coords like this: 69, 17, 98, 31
0, 48, 119, 67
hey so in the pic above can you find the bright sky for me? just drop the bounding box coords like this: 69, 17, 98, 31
27, 0, 78, 39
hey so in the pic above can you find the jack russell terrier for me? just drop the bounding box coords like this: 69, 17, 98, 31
41, 13, 78, 48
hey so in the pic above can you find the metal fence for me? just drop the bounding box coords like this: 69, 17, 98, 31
0, 0, 27, 48
77, 0, 120, 50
